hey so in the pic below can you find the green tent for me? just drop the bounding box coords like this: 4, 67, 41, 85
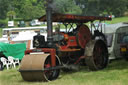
0, 43, 26, 60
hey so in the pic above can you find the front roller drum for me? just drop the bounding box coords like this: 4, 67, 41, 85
19, 54, 61, 81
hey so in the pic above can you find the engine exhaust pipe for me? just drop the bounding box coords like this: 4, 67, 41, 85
46, 0, 53, 47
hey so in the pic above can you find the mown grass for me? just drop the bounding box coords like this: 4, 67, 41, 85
0, 59, 128, 85
0, 28, 2, 37
106, 16, 128, 24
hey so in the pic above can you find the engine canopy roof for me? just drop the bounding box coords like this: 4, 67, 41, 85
39, 13, 112, 23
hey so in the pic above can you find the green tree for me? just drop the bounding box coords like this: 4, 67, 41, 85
75, 0, 128, 17
1, 0, 128, 20
11, 0, 45, 20
99, 0, 127, 17
0, 0, 10, 19
7, 11, 16, 20
53, 0, 82, 15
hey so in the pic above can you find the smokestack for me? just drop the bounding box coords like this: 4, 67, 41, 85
46, 0, 53, 47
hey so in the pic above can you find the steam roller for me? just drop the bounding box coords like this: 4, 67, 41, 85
18, 12, 111, 82
19, 53, 61, 81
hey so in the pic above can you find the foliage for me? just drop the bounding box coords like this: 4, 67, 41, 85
0, 0, 46, 20
7, 11, 16, 20
12, 0, 46, 20
75, 0, 128, 16
0, 20, 8, 28
0, 0, 128, 20
99, 0, 128, 17
0, 0, 10, 19
53, 0, 82, 14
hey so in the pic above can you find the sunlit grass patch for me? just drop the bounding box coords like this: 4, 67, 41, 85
107, 16, 128, 24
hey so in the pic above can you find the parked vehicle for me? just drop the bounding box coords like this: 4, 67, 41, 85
29, 19, 42, 26
18, 21, 26, 27
8, 21, 14, 27
120, 34, 128, 60
104, 22, 128, 60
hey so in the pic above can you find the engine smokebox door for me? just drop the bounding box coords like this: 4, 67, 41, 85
33, 34, 46, 48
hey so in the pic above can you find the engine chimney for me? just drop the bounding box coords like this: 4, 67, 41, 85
46, 0, 53, 47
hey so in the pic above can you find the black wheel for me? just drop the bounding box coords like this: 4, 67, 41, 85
124, 56, 128, 61
85, 40, 108, 71
44, 55, 61, 81
0, 61, 4, 71
61, 61, 71, 72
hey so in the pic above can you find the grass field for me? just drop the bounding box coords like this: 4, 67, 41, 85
106, 16, 128, 24
0, 59, 128, 85
0, 28, 2, 37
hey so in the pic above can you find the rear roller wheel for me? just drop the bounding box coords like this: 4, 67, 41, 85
124, 56, 128, 61
85, 40, 108, 71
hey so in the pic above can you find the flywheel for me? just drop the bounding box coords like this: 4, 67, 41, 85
76, 25, 91, 49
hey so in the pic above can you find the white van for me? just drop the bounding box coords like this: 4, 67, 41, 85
30, 19, 42, 26
104, 22, 128, 59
